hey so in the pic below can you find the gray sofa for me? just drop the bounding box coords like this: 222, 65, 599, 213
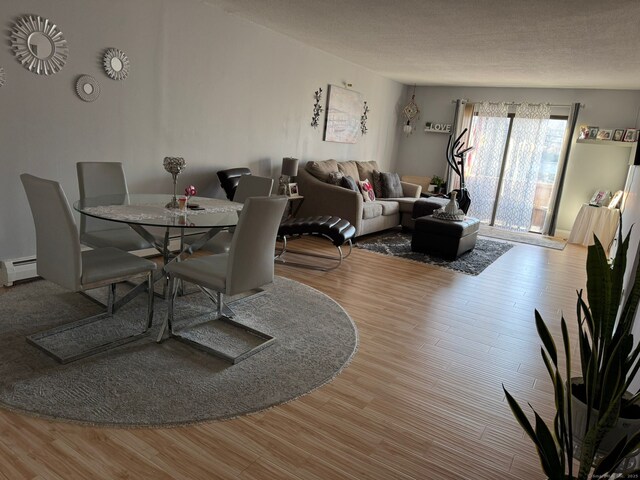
296, 160, 422, 237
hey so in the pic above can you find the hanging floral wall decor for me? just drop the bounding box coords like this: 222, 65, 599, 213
311, 87, 323, 128
360, 101, 369, 135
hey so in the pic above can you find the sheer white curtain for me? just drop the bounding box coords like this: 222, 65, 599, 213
494, 103, 550, 232
466, 102, 509, 224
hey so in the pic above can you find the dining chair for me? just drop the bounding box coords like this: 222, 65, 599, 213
21, 173, 157, 363
77, 162, 155, 251
199, 174, 274, 253
217, 167, 251, 201
162, 195, 287, 363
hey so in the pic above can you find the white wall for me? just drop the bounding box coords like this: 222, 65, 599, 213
0, 0, 404, 260
395, 86, 640, 232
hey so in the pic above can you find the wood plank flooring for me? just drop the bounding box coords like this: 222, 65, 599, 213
0, 236, 587, 479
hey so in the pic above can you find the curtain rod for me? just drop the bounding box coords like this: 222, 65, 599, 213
452, 99, 585, 108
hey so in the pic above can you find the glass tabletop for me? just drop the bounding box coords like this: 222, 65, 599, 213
74, 194, 242, 229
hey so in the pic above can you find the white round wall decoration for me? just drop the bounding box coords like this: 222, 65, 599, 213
103, 48, 130, 80
10, 15, 68, 75
76, 75, 100, 102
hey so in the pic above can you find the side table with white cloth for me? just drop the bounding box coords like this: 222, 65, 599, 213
568, 204, 620, 252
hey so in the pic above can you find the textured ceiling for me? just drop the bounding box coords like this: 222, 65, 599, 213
204, 0, 640, 89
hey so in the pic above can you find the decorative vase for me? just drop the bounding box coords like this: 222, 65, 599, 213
444, 191, 459, 214
163, 157, 186, 209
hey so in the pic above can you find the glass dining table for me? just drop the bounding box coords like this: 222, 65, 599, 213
74, 193, 242, 261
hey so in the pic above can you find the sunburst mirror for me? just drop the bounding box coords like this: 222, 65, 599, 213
103, 48, 130, 80
0, 68, 5, 88
10, 15, 68, 75
76, 75, 100, 102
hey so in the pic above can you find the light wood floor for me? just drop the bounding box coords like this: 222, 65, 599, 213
0, 236, 587, 479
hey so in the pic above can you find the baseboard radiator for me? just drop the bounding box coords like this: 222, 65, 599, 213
0, 256, 38, 287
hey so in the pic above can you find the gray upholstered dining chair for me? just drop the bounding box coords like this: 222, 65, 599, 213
21, 173, 157, 363
162, 195, 287, 363
77, 162, 155, 251
199, 174, 274, 253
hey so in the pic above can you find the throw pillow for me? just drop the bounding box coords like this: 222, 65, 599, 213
372, 170, 384, 198
380, 172, 404, 198
341, 175, 359, 192
358, 179, 376, 202
327, 171, 344, 185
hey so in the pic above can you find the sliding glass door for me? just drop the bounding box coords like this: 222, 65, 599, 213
465, 103, 567, 233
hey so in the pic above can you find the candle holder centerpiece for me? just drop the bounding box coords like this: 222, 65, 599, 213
163, 156, 186, 209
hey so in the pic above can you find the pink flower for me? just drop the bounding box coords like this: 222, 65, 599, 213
185, 185, 197, 197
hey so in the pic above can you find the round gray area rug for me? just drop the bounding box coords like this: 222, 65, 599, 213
0, 277, 358, 427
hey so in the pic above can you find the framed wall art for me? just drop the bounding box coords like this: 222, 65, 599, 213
613, 129, 625, 141
624, 128, 637, 142
324, 85, 363, 143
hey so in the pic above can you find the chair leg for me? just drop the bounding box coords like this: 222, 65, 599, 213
168, 275, 178, 334
107, 283, 116, 315
166, 286, 276, 364
146, 271, 154, 330
275, 236, 351, 271
216, 291, 223, 318
27, 271, 156, 364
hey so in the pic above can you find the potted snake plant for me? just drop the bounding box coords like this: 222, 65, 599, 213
503, 223, 640, 479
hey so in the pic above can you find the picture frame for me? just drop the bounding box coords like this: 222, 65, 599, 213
588, 127, 599, 139
323, 84, 363, 144
613, 129, 625, 142
589, 190, 610, 207
288, 183, 299, 196
609, 190, 624, 209
623, 128, 637, 142
596, 129, 612, 140
578, 124, 589, 139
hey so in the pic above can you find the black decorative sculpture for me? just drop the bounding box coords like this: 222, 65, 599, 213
446, 128, 473, 214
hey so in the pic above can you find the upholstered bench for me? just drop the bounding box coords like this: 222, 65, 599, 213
411, 215, 480, 260
276, 216, 356, 270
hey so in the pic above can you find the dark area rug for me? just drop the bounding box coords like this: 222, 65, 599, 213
355, 230, 513, 275
0, 276, 357, 427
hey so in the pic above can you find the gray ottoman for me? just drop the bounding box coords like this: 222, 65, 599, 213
411, 215, 480, 260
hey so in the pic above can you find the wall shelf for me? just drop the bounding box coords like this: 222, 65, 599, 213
576, 138, 636, 148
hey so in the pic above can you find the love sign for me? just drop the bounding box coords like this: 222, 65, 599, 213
424, 122, 452, 133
